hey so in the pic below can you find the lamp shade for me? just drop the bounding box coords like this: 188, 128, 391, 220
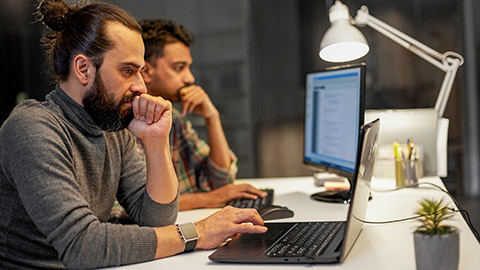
319, 0, 369, 62
319, 20, 369, 62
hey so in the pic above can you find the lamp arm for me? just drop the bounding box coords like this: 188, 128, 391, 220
354, 5, 464, 117
355, 6, 447, 69
435, 61, 461, 117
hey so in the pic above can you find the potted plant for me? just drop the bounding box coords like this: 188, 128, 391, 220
413, 198, 459, 270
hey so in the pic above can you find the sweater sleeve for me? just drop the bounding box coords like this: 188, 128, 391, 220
0, 105, 160, 269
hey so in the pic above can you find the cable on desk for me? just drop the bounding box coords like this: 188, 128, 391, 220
357, 214, 421, 224
356, 207, 448, 225
369, 182, 479, 242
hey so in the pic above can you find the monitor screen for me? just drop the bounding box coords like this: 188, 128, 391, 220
303, 64, 366, 180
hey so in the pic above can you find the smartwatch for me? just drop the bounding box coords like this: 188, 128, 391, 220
177, 222, 199, 252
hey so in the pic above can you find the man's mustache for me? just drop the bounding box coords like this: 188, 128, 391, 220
121, 93, 139, 104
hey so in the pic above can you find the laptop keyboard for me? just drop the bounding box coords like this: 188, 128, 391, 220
226, 189, 274, 209
265, 222, 344, 257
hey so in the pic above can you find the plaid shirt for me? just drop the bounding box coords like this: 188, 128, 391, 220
138, 108, 238, 193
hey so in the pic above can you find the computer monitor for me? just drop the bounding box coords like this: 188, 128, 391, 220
303, 63, 366, 203
364, 108, 441, 177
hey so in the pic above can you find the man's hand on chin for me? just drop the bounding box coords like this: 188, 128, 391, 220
127, 94, 172, 141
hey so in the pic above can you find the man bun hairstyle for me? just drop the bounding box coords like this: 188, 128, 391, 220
37, 0, 71, 32
36, 0, 142, 82
140, 19, 195, 64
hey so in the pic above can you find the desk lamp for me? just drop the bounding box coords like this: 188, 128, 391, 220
319, 0, 463, 118
318, 1, 464, 178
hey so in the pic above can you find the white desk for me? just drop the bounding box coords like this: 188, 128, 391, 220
112, 176, 480, 270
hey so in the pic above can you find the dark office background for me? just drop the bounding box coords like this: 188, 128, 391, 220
2, 0, 479, 229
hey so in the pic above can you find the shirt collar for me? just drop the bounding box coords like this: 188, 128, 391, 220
48, 85, 104, 137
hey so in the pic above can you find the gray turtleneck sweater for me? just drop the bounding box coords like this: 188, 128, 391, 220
0, 86, 178, 269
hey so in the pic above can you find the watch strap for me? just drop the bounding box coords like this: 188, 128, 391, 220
184, 237, 197, 252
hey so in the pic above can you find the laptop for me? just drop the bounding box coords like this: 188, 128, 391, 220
209, 118, 380, 264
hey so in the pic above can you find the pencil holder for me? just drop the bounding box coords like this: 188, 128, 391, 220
405, 159, 419, 186
395, 159, 420, 187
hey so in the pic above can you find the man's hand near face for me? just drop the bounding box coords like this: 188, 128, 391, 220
174, 85, 266, 210
128, 94, 172, 140
179, 85, 218, 119
178, 84, 231, 168
128, 94, 178, 204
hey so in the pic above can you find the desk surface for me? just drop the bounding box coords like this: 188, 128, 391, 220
111, 176, 480, 270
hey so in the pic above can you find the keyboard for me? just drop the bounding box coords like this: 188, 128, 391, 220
265, 222, 344, 257
226, 188, 274, 209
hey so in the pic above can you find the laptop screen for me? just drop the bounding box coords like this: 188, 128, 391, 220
340, 119, 379, 262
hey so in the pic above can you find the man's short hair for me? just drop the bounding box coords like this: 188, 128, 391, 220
36, 0, 142, 82
140, 19, 195, 64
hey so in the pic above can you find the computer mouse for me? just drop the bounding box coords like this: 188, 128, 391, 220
258, 205, 294, 220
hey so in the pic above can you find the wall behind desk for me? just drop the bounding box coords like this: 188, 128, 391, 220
2, 0, 476, 195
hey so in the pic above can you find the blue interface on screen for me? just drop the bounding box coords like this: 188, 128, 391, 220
304, 67, 362, 174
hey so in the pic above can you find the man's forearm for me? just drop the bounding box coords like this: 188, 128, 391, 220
128, 94, 177, 204
143, 137, 178, 204
153, 225, 186, 259
205, 114, 231, 168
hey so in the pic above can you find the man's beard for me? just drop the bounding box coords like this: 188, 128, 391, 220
83, 73, 135, 132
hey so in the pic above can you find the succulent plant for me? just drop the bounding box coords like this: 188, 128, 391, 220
415, 198, 456, 235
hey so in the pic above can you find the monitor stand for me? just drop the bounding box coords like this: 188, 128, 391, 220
311, 173, 352, 204
310, 174, 372, 204
311, 189, 351, 204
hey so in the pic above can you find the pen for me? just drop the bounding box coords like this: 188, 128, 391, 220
393, 141, 403, 161
408, 140, 413, 160
409, 143, 416, 160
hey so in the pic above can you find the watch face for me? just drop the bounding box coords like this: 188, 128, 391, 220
179, 223, 199, 239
